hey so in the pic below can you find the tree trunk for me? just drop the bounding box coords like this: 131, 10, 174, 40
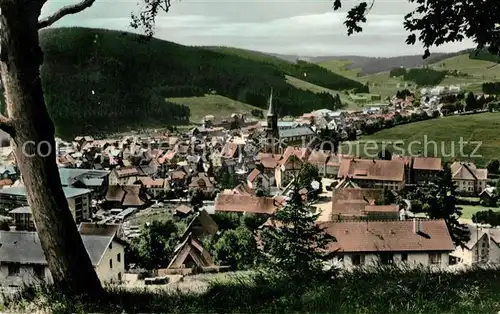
0, 1, 103, 296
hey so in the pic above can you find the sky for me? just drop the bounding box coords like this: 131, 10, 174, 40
41, 0, 476, 57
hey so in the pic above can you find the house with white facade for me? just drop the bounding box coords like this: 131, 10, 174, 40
0, 225, 126, 288
452, 224, 500, 265
320, 219, 454, 269
451, 161, 488, 195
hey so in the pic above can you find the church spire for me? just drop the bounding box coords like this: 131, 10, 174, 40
267, 88, 275, 116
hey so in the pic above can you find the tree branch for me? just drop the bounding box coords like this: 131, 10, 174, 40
38, 0, 96, 29
0, 114, 15, 137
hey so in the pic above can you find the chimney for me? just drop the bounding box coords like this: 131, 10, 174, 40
413, 218, 421, 234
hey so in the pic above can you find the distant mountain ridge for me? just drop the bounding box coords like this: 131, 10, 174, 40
269, 51, 476, 75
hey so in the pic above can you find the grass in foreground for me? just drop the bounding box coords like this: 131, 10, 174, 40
167, 95, 263, 124
341, 112, 500, 167
6, 266, 500, 314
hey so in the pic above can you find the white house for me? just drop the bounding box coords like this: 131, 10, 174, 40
0, 224, 126, 288
452, 224, 500, 265
320, 219, 454, 269
451, 162, 488, 195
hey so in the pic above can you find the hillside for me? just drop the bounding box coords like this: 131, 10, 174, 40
167, 95, 262, 123
37, 27, 364, 138
341, 112, 500, 167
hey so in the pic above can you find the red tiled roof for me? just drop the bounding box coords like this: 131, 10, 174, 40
364, 204, 399, 213
331, 188, 384, 218
215, 194, 284, 214
338, 158, 405, 182
307, 149, 329, 164
320, 219, 454, 253
247, 169, 261, 183
413, 157, 442, 171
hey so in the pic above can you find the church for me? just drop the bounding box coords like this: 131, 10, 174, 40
264, 89, 316, 154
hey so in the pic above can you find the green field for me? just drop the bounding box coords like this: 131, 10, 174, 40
358, 72, 416, 99
459, 205, 498, 220
317, 59, 361, 79
340, 112, 500, 167
284, 75, 360, 109
318, 52, 500, 99
168, 95, 262, 123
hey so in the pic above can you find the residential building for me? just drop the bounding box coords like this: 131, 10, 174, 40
108, 167, 146, 186
0, 226, 126, 287
167, 233, 215, 270
0, 186, 92, 223
412, 157, 443, 184
247, 169, 271, 192
58, 168, 110, 196
479, 187, 497, 207
136, 178, 169, 198
188, 173, 215, 196
9, 207, 35, 231
103, 185, 151, 209
321, 219, 454, 269
214, 194, 285, 215
275, 147, 310, 188
307, 149, 330, 176
452, 224, 500, 265
337, 158, 405, 190
330, 188, 386, 221
451, 161, 488, 195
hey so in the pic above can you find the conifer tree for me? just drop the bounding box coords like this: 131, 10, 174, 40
260, 185, 335, 284
421, 166, 470, 247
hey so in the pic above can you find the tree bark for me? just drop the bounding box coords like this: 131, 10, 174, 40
0, 0, 103, 296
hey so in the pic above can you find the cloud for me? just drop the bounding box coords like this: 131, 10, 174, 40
45, 4, 475, 57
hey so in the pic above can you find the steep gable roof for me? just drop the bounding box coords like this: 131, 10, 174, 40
167, 233, 214, 269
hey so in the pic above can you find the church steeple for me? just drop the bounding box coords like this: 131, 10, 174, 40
267, 88, 275, 117
265, 88, 279, 153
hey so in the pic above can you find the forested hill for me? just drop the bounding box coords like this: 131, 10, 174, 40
38, 27, 365, 138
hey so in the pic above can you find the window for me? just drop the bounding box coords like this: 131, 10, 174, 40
401, 253, 408, 262
428, 253, 442, 265
33, 265, 44, 279
380, 253, 394, 265
118, 272, 122, 282
109, 259, 113, 269
8, 264, 20, 276
117, 253, 121, 263
352, 254, 364, 266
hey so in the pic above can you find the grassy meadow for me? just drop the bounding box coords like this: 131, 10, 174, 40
285, 75, 361, 109
168, 95, 262, 124
340, 112, 500, 167
318, 52, 500, 99
6, 266, 500, 314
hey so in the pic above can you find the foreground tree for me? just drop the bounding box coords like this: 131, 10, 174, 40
1, 0, 498, 297
259, 186, 335, 284
418, 166, 470, 247
213, 226, 258, 270
129, 220, 180, 270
